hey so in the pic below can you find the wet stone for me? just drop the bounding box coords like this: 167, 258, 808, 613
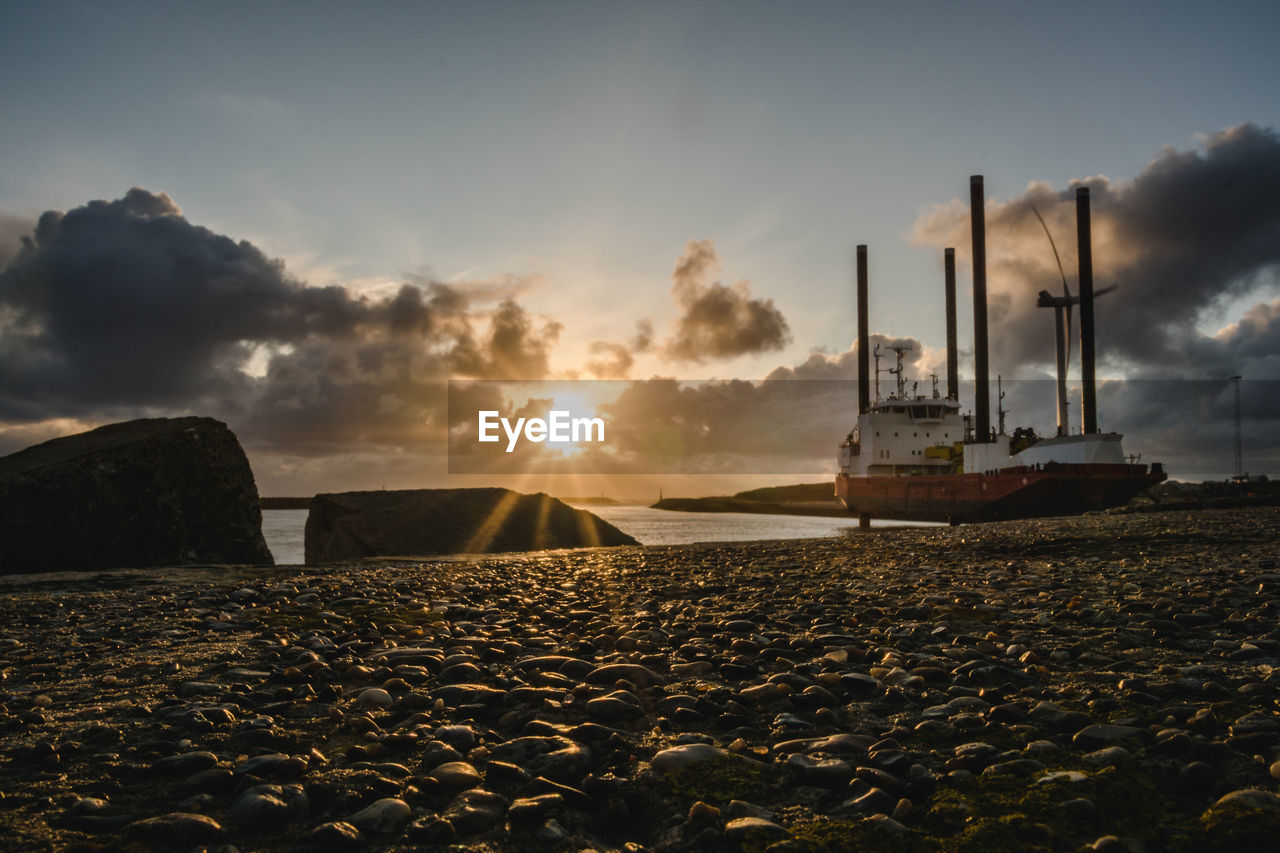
434, 724, 479, 750
407, 815, 456, 843
354, 687, 393, 709
587, 690, 644, 720
507, 793, 563, 823
1177, 761, 1217, 794
234, 752, 308, 779
1036, 770, 1089, 785
428, 761, 483, 790
982, 758, 1047, 778
421, 740, 466, 768
150, 750, 218, 776
440, 662, 484, 683
346, 797, 412, 834
723, 816, 788, 847
1206, 788, 1280, 812
125, 812, 225, 846
833, 785, 895, 816
305, 821, 362, 852
786, 754, 853, 788
489, 735, 592, 783
445, 788, 510, 836
226, 786, 292, 831
182, 767, 236, 794
1073, 724, 1145, 750
1057, 797, 1098, 821
586, 663, 664, 688
1083, 746, 1132, 766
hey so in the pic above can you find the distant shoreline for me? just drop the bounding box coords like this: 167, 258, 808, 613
651, 497, 851, 518
259, 496, 311, 510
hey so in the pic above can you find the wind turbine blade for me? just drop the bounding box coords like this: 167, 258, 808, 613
1095, 284, 1118, 297
1031, 205, 1070, 298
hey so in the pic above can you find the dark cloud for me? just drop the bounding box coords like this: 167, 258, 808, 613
912, 123, 1280, 380
764, 335, 929, 383
0, 213, 35, 272
664, 239, 791, 362
485, 298, 562, 379
0, 188, 562, 453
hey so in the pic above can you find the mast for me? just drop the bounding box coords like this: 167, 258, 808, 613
856, 245, 870, 415
1077, 187, 1098, 434
944, 247, 958, 401
971, 176, 991, 442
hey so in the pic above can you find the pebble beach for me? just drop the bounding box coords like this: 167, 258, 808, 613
2, 506, 1279, 852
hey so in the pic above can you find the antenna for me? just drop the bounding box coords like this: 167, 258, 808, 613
873, 344, 883, 403
886, 343, 912, 400
997, 374, 1007, 436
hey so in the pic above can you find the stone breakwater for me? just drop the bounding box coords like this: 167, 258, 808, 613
1, 508, 1279, 852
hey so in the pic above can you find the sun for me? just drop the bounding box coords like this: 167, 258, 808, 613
548, 391, 600, 457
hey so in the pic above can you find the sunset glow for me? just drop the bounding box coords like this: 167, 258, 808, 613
0, 3, 1276, 492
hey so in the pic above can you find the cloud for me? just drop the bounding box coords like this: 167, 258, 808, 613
584, 320, 653, 379
764, 334, 931, 381
911, 123, 1280, 380
0, 213, 35, 271
0, 188, 562, 452
599, 377, 842, 466
584, 341, 634, 379
663, 239, 791, 362
579, 234, 791, 379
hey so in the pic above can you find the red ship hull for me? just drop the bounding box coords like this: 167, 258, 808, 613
836, 462, 1166, 524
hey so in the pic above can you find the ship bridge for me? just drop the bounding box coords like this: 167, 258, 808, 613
841, 395, 965, 478
869, 398, 959, 423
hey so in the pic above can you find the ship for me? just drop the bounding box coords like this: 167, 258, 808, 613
836, 176, 1165, 526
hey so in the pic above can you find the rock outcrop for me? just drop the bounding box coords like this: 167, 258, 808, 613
0, 417, 273, 573
305, 488, 638, 563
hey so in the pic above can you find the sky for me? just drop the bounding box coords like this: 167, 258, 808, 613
2, 1, 1279, 495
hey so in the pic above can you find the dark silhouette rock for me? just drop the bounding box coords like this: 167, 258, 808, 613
0, 417, 273, 573
305, 488, 638, 563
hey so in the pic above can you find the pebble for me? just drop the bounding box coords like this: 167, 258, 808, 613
345, 797, 412, 834
2, 506, 1277, 852
488, 735, 592, 783
508, 793, 564, 823
225, 787, 291, 831
427, 761, 483, 790
651, 743, 735, 772
124, 812, 225, 846
444, 788, 509, 835
723, 816, 789, 846
306, 820, 362, 851
150, 750, 218, 775
354, 687, 393, 709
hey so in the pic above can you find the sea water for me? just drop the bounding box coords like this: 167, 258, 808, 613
260, 505, 930, 565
